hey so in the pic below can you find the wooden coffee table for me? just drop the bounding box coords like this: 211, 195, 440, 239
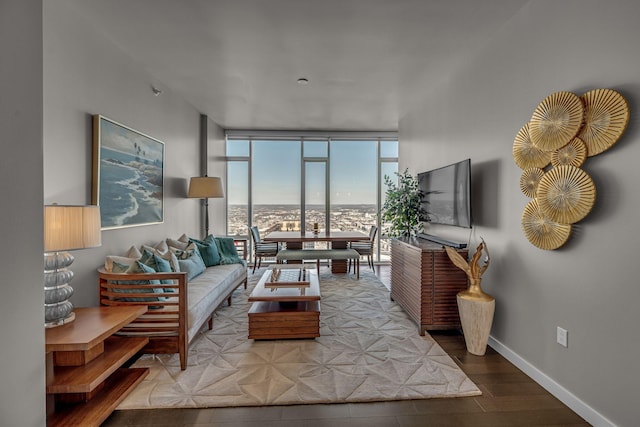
248, 268, 320, 340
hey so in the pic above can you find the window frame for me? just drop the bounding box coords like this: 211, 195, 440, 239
225, 133, 398, 263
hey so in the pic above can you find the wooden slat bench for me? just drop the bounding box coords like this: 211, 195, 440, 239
276, 248, 360, 279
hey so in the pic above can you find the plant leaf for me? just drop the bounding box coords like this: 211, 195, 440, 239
469, 241, 484, 278
444, 246, 470, 275
479, 239, 490, 276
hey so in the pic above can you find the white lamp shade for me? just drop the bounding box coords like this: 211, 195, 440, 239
188, 176, 224, 199
44, 205, 102, 252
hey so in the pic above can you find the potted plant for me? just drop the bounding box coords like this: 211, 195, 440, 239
381, 169, 427, 237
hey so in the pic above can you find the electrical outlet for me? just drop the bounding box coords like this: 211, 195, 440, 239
557, 327, 568, 347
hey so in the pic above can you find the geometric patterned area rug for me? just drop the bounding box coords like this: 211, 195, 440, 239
117, 267, 481, 409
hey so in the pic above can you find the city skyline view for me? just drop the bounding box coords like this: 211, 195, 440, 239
228, 204, 379, 234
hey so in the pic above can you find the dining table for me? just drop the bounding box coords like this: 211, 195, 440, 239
263, 230, 370, 274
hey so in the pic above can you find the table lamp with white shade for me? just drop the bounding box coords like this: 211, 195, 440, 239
44, 204, 101, 328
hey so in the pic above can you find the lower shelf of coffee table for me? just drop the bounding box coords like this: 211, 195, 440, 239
248, 301, 320, 339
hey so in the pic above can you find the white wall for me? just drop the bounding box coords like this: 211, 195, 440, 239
0, 2, 46, 426
399, 1, 640, 426
43, 0, 225, 308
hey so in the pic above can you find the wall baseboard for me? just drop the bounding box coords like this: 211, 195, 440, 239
488, 336, 616, 427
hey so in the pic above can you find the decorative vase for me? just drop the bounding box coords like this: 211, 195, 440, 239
457, 278, 495, 356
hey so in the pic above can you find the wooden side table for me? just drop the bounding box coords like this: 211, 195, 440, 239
46, 306, 149, 427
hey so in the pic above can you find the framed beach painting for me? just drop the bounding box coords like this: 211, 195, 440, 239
92, 115, 164, 229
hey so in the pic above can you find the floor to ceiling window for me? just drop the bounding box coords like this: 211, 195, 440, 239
252, 140, 301, 233
226, 140, 250, 236
225, 132, 397, 263
329, 140, 378, 236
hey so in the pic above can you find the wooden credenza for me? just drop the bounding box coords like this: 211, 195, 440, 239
390, 237, 469, 335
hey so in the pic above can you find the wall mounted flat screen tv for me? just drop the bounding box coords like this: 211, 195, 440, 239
418, 159, 472, 228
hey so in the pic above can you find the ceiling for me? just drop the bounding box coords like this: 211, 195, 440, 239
68, 0, 529, 131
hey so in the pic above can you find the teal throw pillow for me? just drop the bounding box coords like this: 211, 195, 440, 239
215, 237, 244, 265
141, 243, 181, 272
177, 250, 206, 281
168, 241, 198, 260
140, 249, 173, 286
111, 261, 165, 308
189, 234, 221, 267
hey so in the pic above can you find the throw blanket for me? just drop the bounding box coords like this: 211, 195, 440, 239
215, 237, 244, 265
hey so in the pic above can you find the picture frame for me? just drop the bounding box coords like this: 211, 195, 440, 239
92, 115, 164, 230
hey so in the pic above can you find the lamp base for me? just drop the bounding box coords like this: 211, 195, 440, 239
44, 251, 75, 328
45, 311, 75, 328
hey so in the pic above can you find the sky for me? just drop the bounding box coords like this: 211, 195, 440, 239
227, 139, 398, 205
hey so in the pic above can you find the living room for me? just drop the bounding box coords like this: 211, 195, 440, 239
2, 1, 639, 426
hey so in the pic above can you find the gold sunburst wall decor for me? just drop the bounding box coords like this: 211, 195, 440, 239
537, 165, 596, 224
513, 88, 629, 250
520, 168, 545, 198
521, 199, 572, 250
551, 137, 587, 168
529, 91, 584, 152
513, 123, 552, 170
578, 88, 630, 157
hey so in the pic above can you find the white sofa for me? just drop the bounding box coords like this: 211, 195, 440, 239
97, 236, 247, 370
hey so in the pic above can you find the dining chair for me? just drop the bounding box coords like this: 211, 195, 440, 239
250, 226, 279, 273
349, 225, 378, 271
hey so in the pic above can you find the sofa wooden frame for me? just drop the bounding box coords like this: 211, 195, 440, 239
98, 268, 246, 370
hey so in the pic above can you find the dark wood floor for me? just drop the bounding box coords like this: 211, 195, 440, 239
103, 265, 590, 427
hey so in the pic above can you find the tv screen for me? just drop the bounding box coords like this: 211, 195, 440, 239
418, 159, 472, 228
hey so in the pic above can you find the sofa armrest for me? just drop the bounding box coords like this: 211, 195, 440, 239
97, 268, 189, 365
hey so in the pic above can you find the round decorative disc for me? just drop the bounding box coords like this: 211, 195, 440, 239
551, 137, 587, 168
513, 123, 552, 170
578, 88, 630, 157
520, 168, 545, 198
522, 199, 572, 250
537, 165, 596, 224
529, 91, 584, 152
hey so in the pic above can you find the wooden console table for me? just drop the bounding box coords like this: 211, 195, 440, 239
391, 237, 469, 335
46, 306, 149, 427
